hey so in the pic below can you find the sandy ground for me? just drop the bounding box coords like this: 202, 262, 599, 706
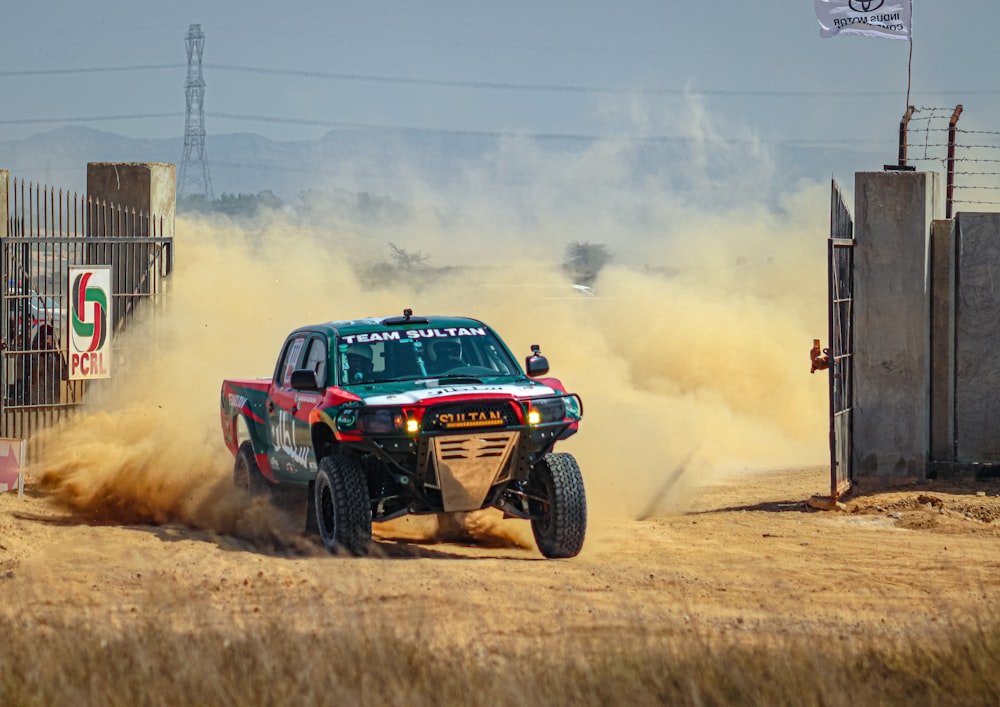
1, 466, 999, 650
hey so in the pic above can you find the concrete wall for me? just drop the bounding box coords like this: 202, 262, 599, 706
853, 171, 939, 484
86, 162, 175, 239
85, 163, 176, 330
953, 213, 1000, 462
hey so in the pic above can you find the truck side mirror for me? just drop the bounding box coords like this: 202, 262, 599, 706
525, 344, 549, 377
290, 368, 321, 391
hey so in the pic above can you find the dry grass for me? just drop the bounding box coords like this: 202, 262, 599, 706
2, 605, 999, 707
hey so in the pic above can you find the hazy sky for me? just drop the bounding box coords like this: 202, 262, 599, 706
1, 2, 998, 162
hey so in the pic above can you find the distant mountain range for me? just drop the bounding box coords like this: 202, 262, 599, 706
0, 125, 883, 206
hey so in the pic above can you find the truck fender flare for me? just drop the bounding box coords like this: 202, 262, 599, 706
310, 421, 339, 464
232, 413, 268, 457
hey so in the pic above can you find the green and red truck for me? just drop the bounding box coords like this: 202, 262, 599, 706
220, 310, 586, 558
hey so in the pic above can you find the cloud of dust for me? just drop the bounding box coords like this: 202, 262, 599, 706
32, 102, 831, 547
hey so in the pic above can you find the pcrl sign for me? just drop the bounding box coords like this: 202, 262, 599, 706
68, 266, 112, 380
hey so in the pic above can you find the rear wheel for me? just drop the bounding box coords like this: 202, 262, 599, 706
234, 441, 270, 497
315, 454, 372, 556
529, 452, 587, 559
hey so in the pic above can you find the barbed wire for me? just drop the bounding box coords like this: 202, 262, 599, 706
901, 127, 1000, 138
904, 106, 1000, 210
908, 144, 1000, 150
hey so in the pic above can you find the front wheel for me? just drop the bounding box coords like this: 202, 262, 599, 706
529, 452, 587, 558
315, 454, 372, 556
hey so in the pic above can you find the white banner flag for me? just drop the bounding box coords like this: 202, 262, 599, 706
815, 0, 912, 40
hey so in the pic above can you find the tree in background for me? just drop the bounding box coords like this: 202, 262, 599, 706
177, 190, 284, 218
562, 241, 611, 288
388, 242, 430, 271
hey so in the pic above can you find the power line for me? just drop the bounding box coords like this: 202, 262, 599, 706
0, 109, 890, 146
0, 64, 184, 76
209, 111, 889, 145
6, 60, 997, 98
203, 63, 918, 97
0, 112, 183, 125
205, 62, 682, 94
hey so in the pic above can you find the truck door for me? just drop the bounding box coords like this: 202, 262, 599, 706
267, 334, 307, 479
290, 334, 326, 465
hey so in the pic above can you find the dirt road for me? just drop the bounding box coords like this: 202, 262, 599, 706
2, 466, 999, 652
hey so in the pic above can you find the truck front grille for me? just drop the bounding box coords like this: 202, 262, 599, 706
423, 401, 518, 432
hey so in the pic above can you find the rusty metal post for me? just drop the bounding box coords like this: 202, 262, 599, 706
946, 104, 964, 219
898, 106, 915, 168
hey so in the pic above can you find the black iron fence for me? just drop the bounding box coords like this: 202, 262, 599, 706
828, 180, 855, 500
2, 179, 172, 445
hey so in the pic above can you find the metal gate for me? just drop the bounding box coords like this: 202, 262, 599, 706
2, 179, 172, 445
828, 180, 855, 499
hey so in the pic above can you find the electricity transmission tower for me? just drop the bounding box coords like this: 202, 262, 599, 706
178, 24, 214, 199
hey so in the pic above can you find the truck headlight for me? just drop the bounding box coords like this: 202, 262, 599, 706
358, 408, 406, 434
527, 397, 567, 425
337, 407, 419, 435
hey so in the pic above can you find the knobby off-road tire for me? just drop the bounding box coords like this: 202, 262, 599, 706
315, 454, 372, 556
234, 441, 271, 498
530, 452, 587, 559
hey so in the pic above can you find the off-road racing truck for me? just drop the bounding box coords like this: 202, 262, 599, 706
220, 310, 586, 558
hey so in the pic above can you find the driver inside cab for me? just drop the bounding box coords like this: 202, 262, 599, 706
429, 338, 463, 373
343, 342, 373, 383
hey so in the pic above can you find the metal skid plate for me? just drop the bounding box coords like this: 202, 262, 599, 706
429, 431, 519, 512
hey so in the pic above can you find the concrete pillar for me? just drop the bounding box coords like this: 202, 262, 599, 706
853, 171, 940, 485
86, 162, 175, 239
953, 213, 1000, 462
929, 219, 955, 463
85, 163, 176, 328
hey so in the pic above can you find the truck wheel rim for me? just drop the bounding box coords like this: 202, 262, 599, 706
319, 482, 335, 536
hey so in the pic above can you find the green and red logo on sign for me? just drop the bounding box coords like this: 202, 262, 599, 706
68, 266, 112, 380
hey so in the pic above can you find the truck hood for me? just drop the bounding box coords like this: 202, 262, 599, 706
354, 379, 560, 406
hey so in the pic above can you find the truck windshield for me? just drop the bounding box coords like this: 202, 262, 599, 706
336, 327, 521, 385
